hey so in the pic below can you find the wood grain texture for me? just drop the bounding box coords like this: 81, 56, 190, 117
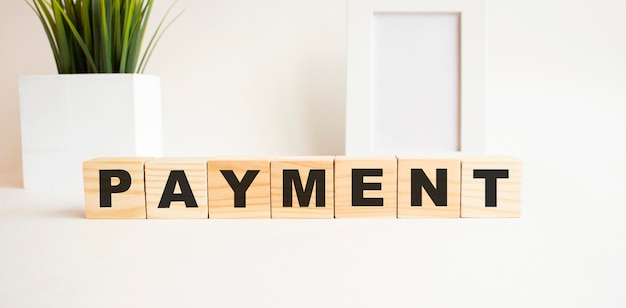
207, 158, 271, 218
397, 157, 460, 218
270, 157, 334, 218
83, 157, 153, 219
334, 156, 397, 218
461, 156, 522, 218
145, 158, 209, 219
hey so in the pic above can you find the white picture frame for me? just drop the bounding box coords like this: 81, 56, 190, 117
345, 0, 485, 155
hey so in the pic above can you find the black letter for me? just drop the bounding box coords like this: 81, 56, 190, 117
99, 169, 132, 207
282, 170, 326, 207
220, 170, 260, 208
473, 169, 509, 207
158, 170, 198, 208
411, 169, 448, 206
352, 169, 383, 206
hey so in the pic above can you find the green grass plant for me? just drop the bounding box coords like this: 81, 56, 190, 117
27, 0, 182, 74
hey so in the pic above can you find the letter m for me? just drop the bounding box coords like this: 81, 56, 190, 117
282, 169, 326, 207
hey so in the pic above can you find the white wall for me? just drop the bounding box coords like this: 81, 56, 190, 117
0, 0, 347, 175
1, 0, 626, 306
4, 0, 623, 170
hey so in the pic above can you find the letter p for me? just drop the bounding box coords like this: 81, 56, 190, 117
99, 170, 132, 207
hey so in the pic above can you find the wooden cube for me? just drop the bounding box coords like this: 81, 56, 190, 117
334, 156, 397, 218
270, 157, 334, 218
83, 157, 152, 219
207, 157, 271, 218
145, 158, 209, 219
461, 156, 522, 217
397, 157, 461, 218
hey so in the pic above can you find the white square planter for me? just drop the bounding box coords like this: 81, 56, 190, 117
19, 74, 162, 189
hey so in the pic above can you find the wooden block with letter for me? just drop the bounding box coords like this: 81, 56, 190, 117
270, 156, 334, 218
145, 157, 209, 219
83, 157, 152, 219
461, 156, 522, 217
397, 157, 461, 218
334, 156, 397, 218
207, 157, 271, 218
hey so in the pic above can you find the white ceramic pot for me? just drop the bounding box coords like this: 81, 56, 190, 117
19, 74, 162, 189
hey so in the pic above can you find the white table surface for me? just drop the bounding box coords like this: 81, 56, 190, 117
1, 159, 624, 307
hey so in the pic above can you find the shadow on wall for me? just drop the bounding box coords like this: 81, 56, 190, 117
299, 54, 347, 156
